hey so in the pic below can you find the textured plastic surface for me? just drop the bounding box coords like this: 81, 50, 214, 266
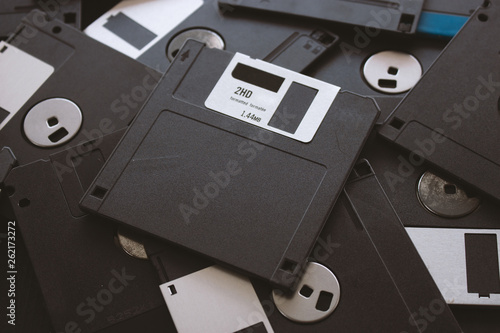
362, 133, 500, 306
80, 40, 379, 290
144, 161, 463, 332
379, 3, 500, 202
0, 10, 161, 169
5, 131, 174, 333
218, 0, 425, 34
0, 0, 81, 39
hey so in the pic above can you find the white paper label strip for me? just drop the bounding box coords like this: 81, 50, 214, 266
205, 53, 340, 143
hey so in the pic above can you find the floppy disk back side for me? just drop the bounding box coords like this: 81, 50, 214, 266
147, 161, 462, 332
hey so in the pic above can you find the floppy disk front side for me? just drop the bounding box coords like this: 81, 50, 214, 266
147, 161, 461, 333
80, 40, 379, 290
379, 2, 500, 202
4, 131, 174, 333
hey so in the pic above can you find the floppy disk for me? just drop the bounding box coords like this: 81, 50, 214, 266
362, 134, 500, 306
85, 0, 449, 123
211, 0, 448, 123
0, 0, 81, 40
4, 130, 175, 333
379, 2, 500, 203
84, 0, 339, 73
147, 161, 462, 333
0, 9, 161, 175
218, 0, 425, 34
219, 0, 484, 37
80, 40, 380, 290
417, 0, 484, 37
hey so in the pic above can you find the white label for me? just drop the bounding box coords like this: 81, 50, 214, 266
0, 42, 54, 131
205, 53, 340, 143
84, 0, 203, 59
160, 265, 274, 333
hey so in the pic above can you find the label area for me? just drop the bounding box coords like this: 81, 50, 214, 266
84, 0, 203, 58
205, 53, 340, 143
0, 41, 54, 131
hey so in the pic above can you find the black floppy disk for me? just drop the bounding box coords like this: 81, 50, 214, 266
148, 161, 462, 333
0, 0, 81, 40
4, 130, 175, 333
80, 40, 379, 290
218, 0, 425, 34
362, 134, 500, 307
210, 0, 448, 123
0, 9, 161, 178
379, 2, 500, 202
84, 0, 339, 73
85, 0, 449, 123
218, 0, 486, 37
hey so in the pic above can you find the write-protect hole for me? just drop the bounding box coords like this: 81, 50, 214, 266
478, 14, 488, 22
354, 161, 372, 177
316, 291, 334, 312
299, 285, 314, 298
379, 79, 397, 89
389, 117, 405, 130
4, 186, 15, 196
281, 259, 298, 274
64, 13, 77, 24
0, 45, 7, 53
482, 1, 491, 8
47, 117, 58, 127
49, 127, 69, 143
83, 140, 96, 148
52, 26, 62, 34
444, 184, 457, 195
388, 67, 399, 75
312, 30, 336, 45
168, 285, 177, 295
91, 186, 108, 200
398, 14, 415, 32
19, 198, 30, 207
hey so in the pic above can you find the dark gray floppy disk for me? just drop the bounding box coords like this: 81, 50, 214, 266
379, 2, 500, 203
80, 40, 379, 290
